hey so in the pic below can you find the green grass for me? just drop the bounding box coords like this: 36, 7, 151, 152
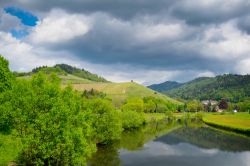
71, 82, 182, 107
144, 113, 167, 123
203, 112, 250, 136
0, 133, 22, 165
59, 74, 94, 84
18, 74, 94, 84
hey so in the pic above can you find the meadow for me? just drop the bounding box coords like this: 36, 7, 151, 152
203, 113, 250, 136
71, 82, 181, 107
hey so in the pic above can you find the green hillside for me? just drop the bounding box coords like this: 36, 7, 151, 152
15, 64, 108, 83
71, 82, 182, 107
148, 74, 250, 102
16, 64, 181, 108
148, 81, 183, 92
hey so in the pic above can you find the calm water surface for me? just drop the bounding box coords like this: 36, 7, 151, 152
89, 120, 250, 166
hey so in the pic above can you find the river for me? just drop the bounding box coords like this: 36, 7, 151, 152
88, 119, 250, 166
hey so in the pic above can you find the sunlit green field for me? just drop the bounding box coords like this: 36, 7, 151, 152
71, 82, 181, 107
19, 74, 182, 108
203, 113, 250, 135
18, 74, 94, 84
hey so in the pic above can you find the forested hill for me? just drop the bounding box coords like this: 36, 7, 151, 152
15, 64, 108, 82
148, 74, 250, 102
148, 81, 183, 92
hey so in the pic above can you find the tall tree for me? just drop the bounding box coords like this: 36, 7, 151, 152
0, 55, 13, 92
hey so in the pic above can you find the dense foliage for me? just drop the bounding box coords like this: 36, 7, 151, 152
121, 98, 145, 129
237, 100, 250, 112
0, 56, 14, 132
0, 56, 13, 93
143, 96, 177, 113
149, 75, 250, 102
83, 99, 122, 143
186, 100, 204, 112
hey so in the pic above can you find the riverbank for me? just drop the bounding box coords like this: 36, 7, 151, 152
202, 113, 250, 136
0, 113, 168, 165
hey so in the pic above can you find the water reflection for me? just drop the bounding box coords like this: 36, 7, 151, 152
155, 126, 250, 152
120, 142, 250, 166
89, 144, 120, 166
88, 120, 250, 166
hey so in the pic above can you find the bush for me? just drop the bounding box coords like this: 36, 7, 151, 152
187, 100, 204, 112
143, 96, 178, 113
121, 111, 145, 129
144, 100, 156, 113
121, 98, 144, 113
84, 99, 122, 144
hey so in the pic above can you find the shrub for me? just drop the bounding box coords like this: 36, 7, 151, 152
121, 111, 145, 129
84, 99, 122, 144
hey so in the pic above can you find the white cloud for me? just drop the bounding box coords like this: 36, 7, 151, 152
98, 67, 181, 85
0, 31, 84, 71
0, 9, 22, 32
136, 23, 184, 42
235, 58, 250, 74
196, 71, 215, 78
28, 10, 90, 44
201, 22, 250, 60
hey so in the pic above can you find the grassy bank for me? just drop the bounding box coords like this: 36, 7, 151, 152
202, 113, 250, 136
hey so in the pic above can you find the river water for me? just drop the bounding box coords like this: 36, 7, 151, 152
88, 119, 250, 166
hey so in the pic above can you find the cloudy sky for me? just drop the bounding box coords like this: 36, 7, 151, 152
0, 0, 250, 85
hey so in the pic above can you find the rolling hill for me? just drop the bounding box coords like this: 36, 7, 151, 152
71, 82, 181, 107
16, 64, 181, 107
15, 64, 108, 83
148, 74, 250, 102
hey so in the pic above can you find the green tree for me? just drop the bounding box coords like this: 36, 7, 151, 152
238, 100, 250, 112
0, 55, 13, 93
0, 56, 14, 132
187, 100, 204, 112
121, 110, 145, 129
10, 73, 95, 165
84, 98, 122, 144
121, 98, 145, 129
121, 98, 144, 113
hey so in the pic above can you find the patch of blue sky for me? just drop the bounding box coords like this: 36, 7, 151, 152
10, 29, 29, 39
4, 7, 38, 26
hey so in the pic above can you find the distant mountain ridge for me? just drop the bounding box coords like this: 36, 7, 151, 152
148, 81, 183, 92
148, 74, 250, 102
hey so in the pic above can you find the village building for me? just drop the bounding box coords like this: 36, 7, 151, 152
201, 100, 221, 112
